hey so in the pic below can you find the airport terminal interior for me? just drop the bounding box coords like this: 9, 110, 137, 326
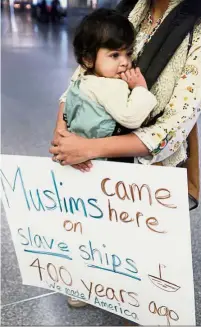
1, 0, 201, 325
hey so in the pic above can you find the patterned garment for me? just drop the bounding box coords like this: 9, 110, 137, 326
59, 0, 201, 167
128, 0, 201, 166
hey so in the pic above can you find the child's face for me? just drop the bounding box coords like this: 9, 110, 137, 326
94, 47, 133, 78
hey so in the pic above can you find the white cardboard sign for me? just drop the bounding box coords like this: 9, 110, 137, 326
1, 155, 195, 325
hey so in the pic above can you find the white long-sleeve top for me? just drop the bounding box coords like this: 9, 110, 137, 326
78, 75, 157, 129
63, 74, 157, 139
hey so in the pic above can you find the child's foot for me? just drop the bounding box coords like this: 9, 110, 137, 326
67, 297, 88, 308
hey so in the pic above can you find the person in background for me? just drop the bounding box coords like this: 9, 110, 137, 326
39, 0, 48, 22
51, 0, 61, 22
50, 0, 201, 309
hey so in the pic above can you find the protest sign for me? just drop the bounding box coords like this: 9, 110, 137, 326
1, 155, 195, 325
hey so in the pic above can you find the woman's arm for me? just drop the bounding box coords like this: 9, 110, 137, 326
55, 102, 66, 130
49, 130, 149, 165
90, 133, 150, 158
52, 103, 67, 146
133, 29, 201, 166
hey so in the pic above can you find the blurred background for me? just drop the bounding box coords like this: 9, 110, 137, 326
1, 0, 120, 27
1, 0, 201, 325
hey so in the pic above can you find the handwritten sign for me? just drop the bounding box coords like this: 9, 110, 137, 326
1, 155, 196, 325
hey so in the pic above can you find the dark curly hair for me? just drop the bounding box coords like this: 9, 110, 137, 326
73, 8, 136, 70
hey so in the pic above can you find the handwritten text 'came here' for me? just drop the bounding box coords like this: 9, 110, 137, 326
1, 168, 177, 234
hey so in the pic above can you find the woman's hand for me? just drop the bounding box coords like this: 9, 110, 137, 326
49, 130, 93, 170
71, 161, 93, 172
52, 127, 65, 147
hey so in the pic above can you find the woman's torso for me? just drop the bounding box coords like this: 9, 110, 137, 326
128, 0, 200, 166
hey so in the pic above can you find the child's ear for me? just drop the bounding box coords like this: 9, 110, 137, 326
83, 57, 93, 69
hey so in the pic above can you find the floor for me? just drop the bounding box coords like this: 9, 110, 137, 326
1, 3, 201, 326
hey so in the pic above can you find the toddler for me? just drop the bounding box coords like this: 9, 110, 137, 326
63, 8, 157, 140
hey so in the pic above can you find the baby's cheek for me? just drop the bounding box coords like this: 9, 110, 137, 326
127, 61, 132, 69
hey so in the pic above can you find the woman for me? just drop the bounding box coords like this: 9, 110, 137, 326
49, 0, 201, 308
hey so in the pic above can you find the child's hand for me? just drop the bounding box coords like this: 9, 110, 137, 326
120, 67, 147, 89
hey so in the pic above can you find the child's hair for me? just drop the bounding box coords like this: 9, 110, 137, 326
73, 8, 135, 70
